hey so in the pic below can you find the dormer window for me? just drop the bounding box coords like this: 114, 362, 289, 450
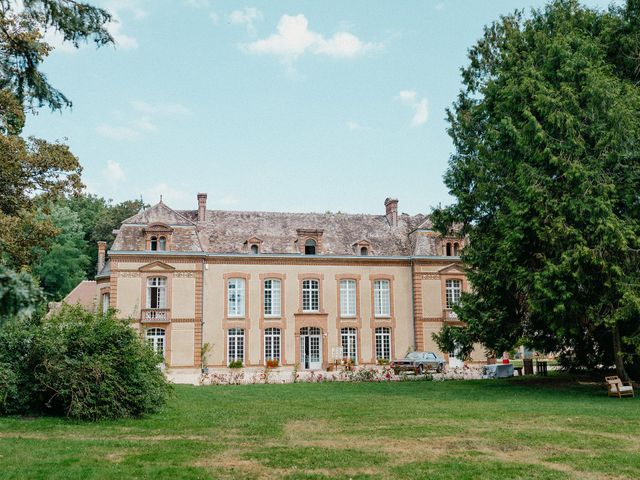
244, 236, 263, 254
305, 239, 316, 255
360, 247, 369, 256
145, 223, 173, 252
446, 242, 452, 256
151, 236, 158, 251
453, 242, 459, 256
251, 244, 259, 254
352, 239, 372, 256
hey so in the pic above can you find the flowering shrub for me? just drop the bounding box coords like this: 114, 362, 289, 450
265, 359, 279, 368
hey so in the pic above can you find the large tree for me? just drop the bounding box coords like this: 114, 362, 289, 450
432, 0, 640, 379
0, 0, 113, 269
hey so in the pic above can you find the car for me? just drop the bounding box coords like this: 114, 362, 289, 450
391, 351, 445, 374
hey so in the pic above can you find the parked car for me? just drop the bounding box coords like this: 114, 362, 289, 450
391, 352, 445, 374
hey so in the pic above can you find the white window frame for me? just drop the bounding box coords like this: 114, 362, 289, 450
146, 328, 166, 357
227, 278, 245, 318
302, 279, 320, 312
340, 279, 357, 317
264, 279, 281, 317
445, 279, 462, 309
375, 327, 391, 361
264, 327, 281, 363
373, 279, 390, 317
228, 328, 245, 364
341, 327, 357, 363
147, 277, 167, 309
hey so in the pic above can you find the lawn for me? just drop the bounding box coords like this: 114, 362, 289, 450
0, 376, 638, 479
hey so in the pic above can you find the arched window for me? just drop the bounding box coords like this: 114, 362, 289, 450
341, 327, 357, 363
453, 242, 459, 256
251, 244, 259, 254
147, 277, 167, 309
150, 236, 158, 251
305, 239, 316, 255
158, 236, 167, 251
360, 247, 369, 256
146, 328, 166, 356
264, 327, 281, 364
446, 242, 452, 256
302, 279, 320, 312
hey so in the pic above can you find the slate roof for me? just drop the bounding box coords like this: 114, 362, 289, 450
110, 200, 441, 256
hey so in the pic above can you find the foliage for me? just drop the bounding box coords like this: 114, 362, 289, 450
0, 263, 43, 326
265, 359, 279, 368
228, 360, 243, 369
432, 0, 640, 379
31, 204, 89, 300
0, 305, 172, 420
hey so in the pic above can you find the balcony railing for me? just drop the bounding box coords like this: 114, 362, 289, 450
443, 309, 458, 320
142, 308, 170, 323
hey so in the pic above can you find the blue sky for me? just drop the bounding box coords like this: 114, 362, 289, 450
26, 0, 616, 215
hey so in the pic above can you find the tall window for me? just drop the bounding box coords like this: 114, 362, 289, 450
445, 279, 462, 308
341, 327, 357, 363
264, 327, 281, 363
101, 292, 110, 314
340, 279, 356, 317
147, 277, 167, 309
227, 278, 245, 317
228, 328, 244, 364
360, 247, 368, 256
158, 236, 167, 251
150, 236, 158, 251
146, 328, 166, 356
375, 327, 391, 361
302, 279, 319, 312
264, 279, 281, 317
304, 239, 316, 255
373, 279, 390, 317
251, 244, 259, 254
453, 242, 459, 256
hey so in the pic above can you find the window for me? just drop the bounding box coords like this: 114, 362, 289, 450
304, 239, 316, 255
227, 278, 245, 317
341, 327, 357, 363
264, 279, 281, 317
446, 242, 452, 256
251, 244, 259, 254
373, 279, 390, 317
146, 328, 166, 356
150, 236, 158, 251
360, 247, 368, 256
264, 327, 281, 363
453, 242, 459, 256
445, 279, 462, 308
339, 279, 356, 317
158, 236, 167, 251
228, 328, 244, 364
302, 279, 319, 312
147, 277, 167, 309
375, 327, 391, 361
101, 292, 110, 314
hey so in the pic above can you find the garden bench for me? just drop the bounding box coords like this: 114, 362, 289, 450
605, 376, 634, 398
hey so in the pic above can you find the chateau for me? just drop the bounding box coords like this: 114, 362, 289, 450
93, 193, 481, 380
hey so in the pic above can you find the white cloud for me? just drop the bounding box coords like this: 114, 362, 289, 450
103, 160, 125, 184
97, 100, 190, 141
398, 90, 428, 127
229, 7, 263, 36
243, 14, 381, 64
107, 19, 138, 49
105, 0, 147, 20
42, 29, 78, 54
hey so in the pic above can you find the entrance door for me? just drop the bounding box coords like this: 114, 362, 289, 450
300, 327, 322, 370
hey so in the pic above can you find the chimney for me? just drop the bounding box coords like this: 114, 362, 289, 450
385, 197, 398, 227
97, 241, 107, 274
197, 193, 207, 223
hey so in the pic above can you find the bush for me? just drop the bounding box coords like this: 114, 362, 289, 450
0, 305, 172, 420
228, 360, 243, 369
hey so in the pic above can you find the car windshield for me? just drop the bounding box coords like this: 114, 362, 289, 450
406, 352, 422, 360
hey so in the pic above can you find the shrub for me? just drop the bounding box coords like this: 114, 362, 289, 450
265, 359, 279, 368
228, 360, 243, 369
0, 304, 172, 420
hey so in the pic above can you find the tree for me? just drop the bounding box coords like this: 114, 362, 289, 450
0, 0, 113, 269
432, 0, 640, 379
0, 263, 43, 326
32, 203, 89, 300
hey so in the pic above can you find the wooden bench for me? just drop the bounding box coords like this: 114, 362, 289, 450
605, 376, 635, 398
514, 366, 524, 376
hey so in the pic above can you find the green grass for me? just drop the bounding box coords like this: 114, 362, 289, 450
0, 376, 638, 479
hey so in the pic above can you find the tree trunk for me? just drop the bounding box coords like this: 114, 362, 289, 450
612, 321, 629, 381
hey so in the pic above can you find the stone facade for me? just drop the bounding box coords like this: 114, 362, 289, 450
95, 193, 478, 381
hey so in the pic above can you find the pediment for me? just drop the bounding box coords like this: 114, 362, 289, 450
244, 236, 264, 245
144, 222, 173, 233
438, 263, 465, 275
139, 261, 176, 272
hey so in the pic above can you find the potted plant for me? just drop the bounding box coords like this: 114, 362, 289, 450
228, 360, 243, 369
201, 342, 211, 374
266, 359, 279, 368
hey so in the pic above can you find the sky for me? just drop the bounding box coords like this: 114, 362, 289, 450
25, 0, 617, 215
